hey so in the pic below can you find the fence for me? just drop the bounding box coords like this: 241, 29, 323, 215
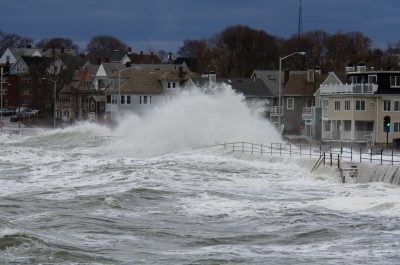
0, 128, 39, 136
194, 142, 400, 166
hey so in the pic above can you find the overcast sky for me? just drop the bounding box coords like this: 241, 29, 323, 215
2, 0, 400, 53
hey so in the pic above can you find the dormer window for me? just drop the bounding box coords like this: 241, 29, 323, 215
390, 76, 400, 88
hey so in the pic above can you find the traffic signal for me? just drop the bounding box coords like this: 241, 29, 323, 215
384, 115, 391, 128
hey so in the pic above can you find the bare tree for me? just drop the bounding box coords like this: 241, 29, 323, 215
0, 31, 33, 55
178, 39, 213, 74
36, 37, 79, 53
86, 35, 127, 60
213, 25, 278, 77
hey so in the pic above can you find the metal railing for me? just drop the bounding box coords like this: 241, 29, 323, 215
194, 142, 400, 166
0, 128, 39, 136
320, 83, 378, 95
270, 106, 283, 116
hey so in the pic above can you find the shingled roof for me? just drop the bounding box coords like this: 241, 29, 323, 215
218, 78, 274, 98
283, 71, 327, 96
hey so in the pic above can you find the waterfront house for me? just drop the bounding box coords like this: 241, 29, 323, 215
318, 64, 400, 145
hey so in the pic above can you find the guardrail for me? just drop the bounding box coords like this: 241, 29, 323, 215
194, 142, 400, 166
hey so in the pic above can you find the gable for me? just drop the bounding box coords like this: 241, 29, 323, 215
121, 55, 132, 64
322, 72, 343, 85
10, 58, 29, 74
0, 48, 18, 64
32, 50, 42, 57
95, 64, 107, 77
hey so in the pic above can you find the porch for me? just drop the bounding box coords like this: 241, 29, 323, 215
322, 120, 374, 143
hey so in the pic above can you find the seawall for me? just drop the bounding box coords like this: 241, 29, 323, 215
357, 163, 400, 185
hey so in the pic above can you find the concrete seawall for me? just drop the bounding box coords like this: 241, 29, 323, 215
357, 163, 400, 185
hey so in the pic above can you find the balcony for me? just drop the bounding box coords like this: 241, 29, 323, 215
270, 106, 283, 116
302, 107, 313, 120
320, 83, 378, 95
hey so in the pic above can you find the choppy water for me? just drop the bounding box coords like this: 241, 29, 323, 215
1, 87, 400, 264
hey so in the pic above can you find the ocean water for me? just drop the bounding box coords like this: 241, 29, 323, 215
1, 86, 400, 264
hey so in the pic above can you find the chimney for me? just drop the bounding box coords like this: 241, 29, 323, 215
178, 66, 183, 78
167, 52, 173, 62
96, 58, 101, 65
128, 47, 132, 54
284, 70, 290, 85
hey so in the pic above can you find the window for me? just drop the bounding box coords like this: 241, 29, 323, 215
394, 122, 400, 133
107, 95, 111, 104
287, 98, 294, 110
383, 100, 391, 112
334, 100, 340, 111
172, 82, 176, 88
144, 96, 148, 104
63, 110, 70, 118
368, 75, 377, 84
90, 101, 95, 111
395, 101, 400, 112
167, 82, 171, 88
322, 99, 328, 109
323, 120, 331, 131
149, 96, 152, 104
355, 100, 365, 111
390, 76, 400, 87
127, 95, 131, 104
111, 95, 117, 104
345, 100, 350, 111
139, 96, 142, 104
121, 95, 125, 104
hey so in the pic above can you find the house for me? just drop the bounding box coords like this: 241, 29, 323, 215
318, 64, 400, 145
0, 46, 76, 65
105, 66, 199, 120
270, 70, 326, 135
301, 71, 346, 140
110, 47, 161, 65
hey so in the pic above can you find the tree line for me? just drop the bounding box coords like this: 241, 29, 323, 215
2, 25, 400, 78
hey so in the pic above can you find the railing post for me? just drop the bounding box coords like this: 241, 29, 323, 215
271, 143, 273, 156
323, 153, 326, 165
392, 149, 394, 166
280, 143, 282, 156
370, 147, 372, 162
338, 154, 340, 169
319, 145, 321, 156
290, 144, 292, 157
330, 153, 333, 167
351, 147, 353, 162
381, 149, 383, 165
360, 147, 362, 163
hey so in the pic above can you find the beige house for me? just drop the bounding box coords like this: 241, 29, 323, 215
319, 65, 400, 145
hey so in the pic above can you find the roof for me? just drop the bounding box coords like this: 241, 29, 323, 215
217, 78, 274, 97
11, 47, 76, 57
110, 69, 164, 94
20, 56, 51, 67
127, 53, 161, 64
283, 72, 327, 96
251, 70, 279, 96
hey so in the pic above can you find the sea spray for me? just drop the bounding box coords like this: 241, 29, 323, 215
110, 84, 281, 156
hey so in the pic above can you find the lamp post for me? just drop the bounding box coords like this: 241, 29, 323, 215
42, 77, 57, 128
278, 51, 306, 131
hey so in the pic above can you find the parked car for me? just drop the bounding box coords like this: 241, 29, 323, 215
0, 109, 15, 116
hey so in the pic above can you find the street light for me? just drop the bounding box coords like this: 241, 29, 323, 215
278, 51, 306, 131
42, 77, 57, 128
